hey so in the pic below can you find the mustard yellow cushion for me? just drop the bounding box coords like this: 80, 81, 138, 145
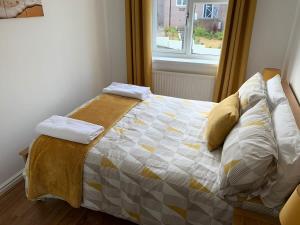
206, 93, 240, 151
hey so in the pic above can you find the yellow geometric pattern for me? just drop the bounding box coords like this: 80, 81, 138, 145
127, 211, 140, 222
56, 94, 235, 225
167, 126, 182, 134
87, 181, 102, 191
141, 144, 156, 153
164, 112, 176, 119
184, 143, 201, 151
224, 160, 241, 174
114, 127, 125, 135
134, 118, 145, 125
219, 99, 278, 203
141, 167, 160, 180
189, 178, 210, 193
243, 120, 265, 127
167, 205, 187, 219
101, 157, 117, 169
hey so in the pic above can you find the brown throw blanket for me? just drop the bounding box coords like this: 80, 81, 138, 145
27, 94, 140, 207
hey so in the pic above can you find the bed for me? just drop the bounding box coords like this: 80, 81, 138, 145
21, 68, 300, 225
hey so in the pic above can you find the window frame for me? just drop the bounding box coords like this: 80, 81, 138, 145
152, 0, 228, 62
176, 0, 187, 7
203, 4, 213, 19
203, 4, 219, 19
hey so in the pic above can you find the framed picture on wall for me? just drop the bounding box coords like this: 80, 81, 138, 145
0, 0, 44, 19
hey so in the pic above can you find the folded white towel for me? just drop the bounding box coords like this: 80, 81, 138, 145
36, 115, 104, 144
103, 82, 151, 100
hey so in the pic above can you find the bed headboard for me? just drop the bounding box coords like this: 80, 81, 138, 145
263, 68, 300, 129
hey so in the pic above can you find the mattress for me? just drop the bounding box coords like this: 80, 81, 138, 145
26, 95, 234, 225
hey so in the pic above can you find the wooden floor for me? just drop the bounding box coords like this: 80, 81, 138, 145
0, 180, 134, 225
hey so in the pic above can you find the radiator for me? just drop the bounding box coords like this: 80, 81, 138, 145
153, 71, 215, 101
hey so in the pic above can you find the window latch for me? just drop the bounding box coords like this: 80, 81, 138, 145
186, 12, 189, 26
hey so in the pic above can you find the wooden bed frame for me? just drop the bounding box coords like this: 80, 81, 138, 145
19, 68, 300, 162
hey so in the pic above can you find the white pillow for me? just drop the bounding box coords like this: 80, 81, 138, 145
261, 101, 300, 208
218, 99, 278, 199
266, 75, 287, 109
239, 73, 267, 114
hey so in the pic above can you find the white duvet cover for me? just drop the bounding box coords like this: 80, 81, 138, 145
26, 95, 234, 225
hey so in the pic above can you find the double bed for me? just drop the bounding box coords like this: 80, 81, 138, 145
21, 68, 300, 225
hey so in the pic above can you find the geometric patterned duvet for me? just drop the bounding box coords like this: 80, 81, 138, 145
26, 95, 233, 225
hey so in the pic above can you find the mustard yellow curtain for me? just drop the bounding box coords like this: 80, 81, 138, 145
125, 0, 152, 87
213, 0, 257, 102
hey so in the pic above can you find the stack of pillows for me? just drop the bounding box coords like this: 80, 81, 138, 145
206, 72, 300, 208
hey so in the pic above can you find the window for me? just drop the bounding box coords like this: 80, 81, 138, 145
176, 0, 187, 7
203, 4, 218, 19
153, 0, 228, 60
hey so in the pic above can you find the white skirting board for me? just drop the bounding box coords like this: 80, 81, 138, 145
0, 169, 24, 196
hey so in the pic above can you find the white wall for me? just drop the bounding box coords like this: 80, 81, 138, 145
104, 0, 127, 83
246, 0, 298, 78
284, 1, 300, 101
0, 0, 113, 184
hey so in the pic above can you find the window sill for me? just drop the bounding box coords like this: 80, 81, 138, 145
152, 56, 219, 76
